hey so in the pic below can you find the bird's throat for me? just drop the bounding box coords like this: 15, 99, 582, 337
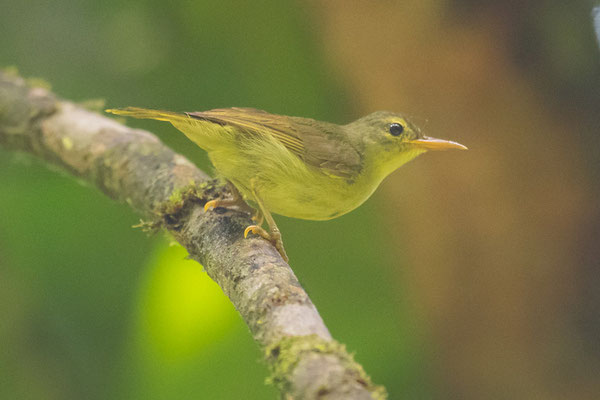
369, 147, 427, 184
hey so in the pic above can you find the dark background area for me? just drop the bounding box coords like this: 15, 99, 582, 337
1, 1, 599, 399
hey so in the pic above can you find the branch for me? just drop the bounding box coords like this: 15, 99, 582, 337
0, 70, 386, 400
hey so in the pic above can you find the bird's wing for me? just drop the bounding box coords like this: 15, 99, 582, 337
189, 108, 362, 179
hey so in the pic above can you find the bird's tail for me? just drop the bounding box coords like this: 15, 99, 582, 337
105, 107, 189, 123
105, 107, 229, 150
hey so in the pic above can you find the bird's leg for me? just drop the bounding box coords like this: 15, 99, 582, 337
204, 181, 254, 215
243, 185, 288, 262
244, 209, 288, 262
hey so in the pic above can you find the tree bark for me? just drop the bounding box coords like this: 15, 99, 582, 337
0, 70, 386, 400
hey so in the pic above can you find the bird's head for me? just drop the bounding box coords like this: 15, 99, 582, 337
346, 111, 467, 181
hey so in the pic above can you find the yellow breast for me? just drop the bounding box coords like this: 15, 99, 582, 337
207, 137, 375, 221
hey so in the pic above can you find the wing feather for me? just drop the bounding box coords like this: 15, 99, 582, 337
189, 108, 361, 179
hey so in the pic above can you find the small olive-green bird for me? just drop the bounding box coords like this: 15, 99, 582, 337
105, 107, 466, 261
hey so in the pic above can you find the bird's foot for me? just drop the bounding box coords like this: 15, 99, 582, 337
204, 198, 227, 212
244, 225, 289, 262
204, 197, 253, 214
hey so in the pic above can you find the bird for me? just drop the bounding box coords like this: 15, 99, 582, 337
105, 106, 467, 262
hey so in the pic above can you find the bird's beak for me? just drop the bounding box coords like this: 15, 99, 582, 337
408, 136, 468, 151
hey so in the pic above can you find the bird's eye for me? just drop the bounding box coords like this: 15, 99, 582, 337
389, 123, 404, 136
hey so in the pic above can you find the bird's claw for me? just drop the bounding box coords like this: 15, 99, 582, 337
204, 199, 219, 212
204, 196, 255, 215
244, 225, 268, 239
244, 225, 288, 262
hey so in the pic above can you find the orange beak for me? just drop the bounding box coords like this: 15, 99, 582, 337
408, 136, 468, 151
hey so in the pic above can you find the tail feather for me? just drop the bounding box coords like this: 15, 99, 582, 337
105, 107, 189, 123
105, 106, 228, 150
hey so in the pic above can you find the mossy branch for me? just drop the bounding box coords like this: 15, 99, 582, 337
0, 70, 386, 400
